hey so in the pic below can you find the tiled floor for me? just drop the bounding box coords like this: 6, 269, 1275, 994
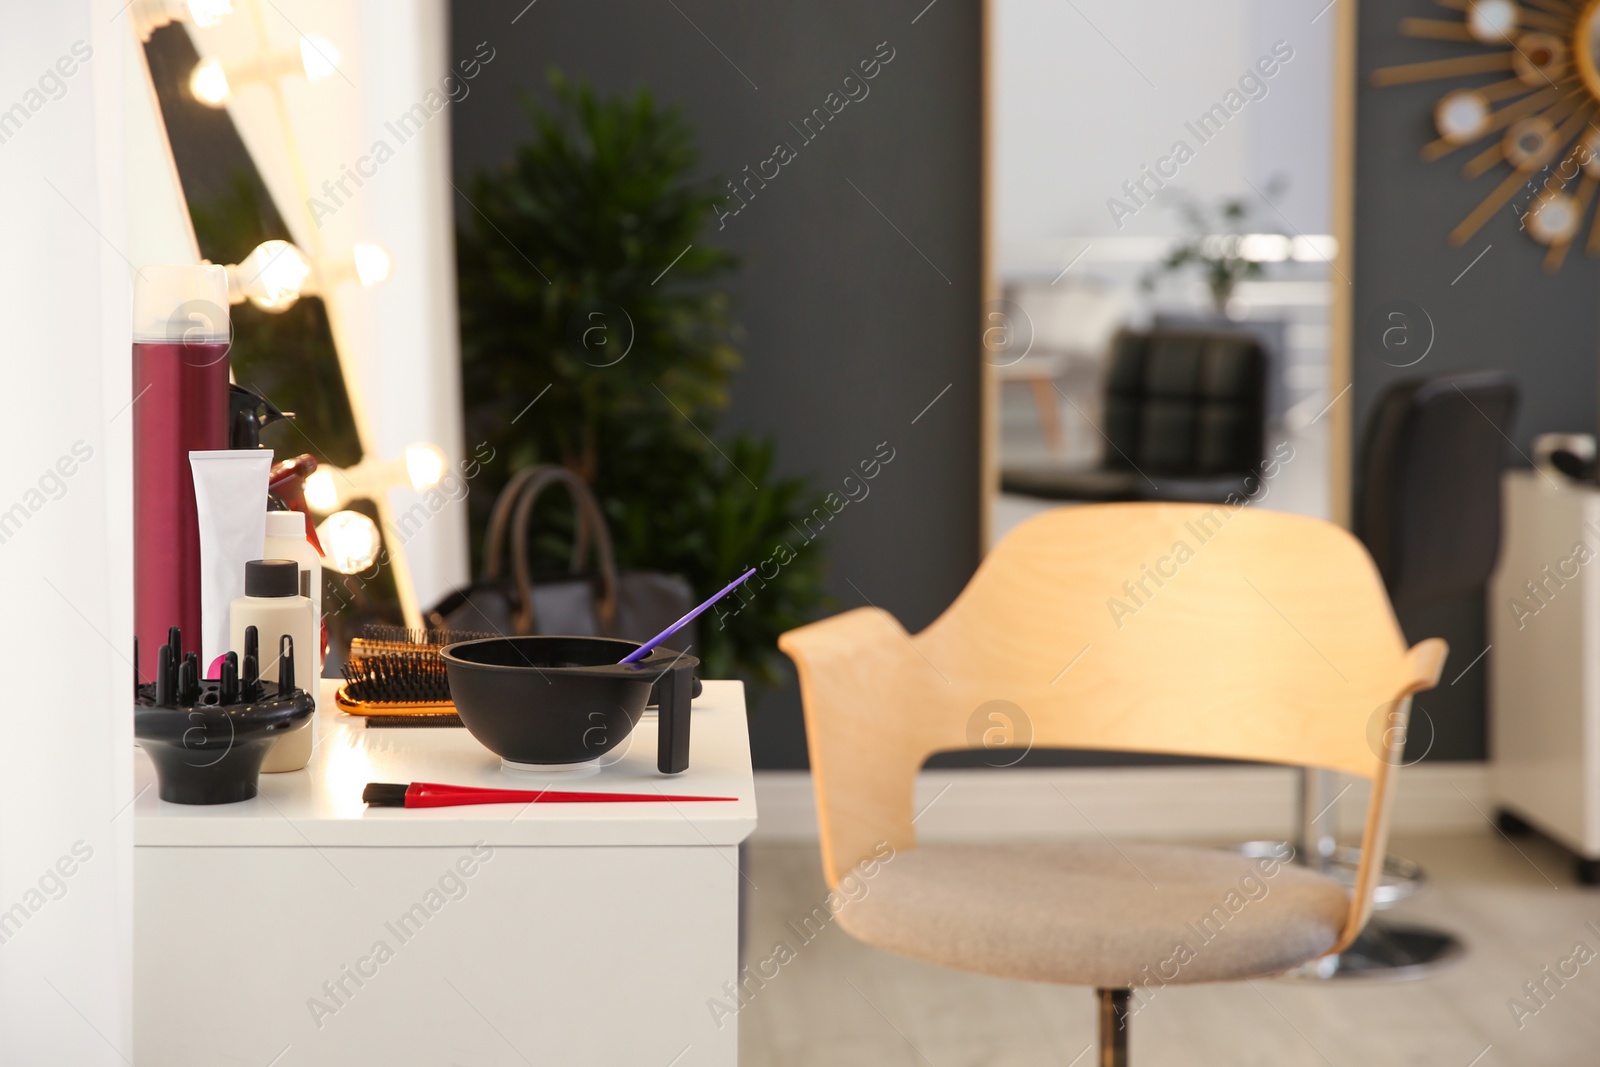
738, 833, 1600, 1066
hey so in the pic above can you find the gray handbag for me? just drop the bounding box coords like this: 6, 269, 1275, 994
428, 465, 698, 651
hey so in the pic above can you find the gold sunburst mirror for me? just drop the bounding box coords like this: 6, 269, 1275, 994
1377, 0, 1600, 271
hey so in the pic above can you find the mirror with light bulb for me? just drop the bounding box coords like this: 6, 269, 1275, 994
142, 22, 407, 647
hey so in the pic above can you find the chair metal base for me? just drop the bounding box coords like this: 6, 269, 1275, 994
1234, 839, 1426, 907
1235, 767, 1468, 981
1096, 988, 1130, 1067
1284, 918, 1467, 982
1085, 927, 1458, 1067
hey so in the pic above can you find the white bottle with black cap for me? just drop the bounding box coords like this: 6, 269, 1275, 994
262, 509, 323, 684
230, 559, 316, 772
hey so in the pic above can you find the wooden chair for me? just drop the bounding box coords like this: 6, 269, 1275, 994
778, 503, 1446, 1065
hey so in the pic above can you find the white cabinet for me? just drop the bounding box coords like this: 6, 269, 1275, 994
134, 680, 757, 1066
1488, 471, 1600, 877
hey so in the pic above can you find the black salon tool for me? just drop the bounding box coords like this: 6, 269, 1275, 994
333, 624, 495, 718
134, 626, 314, 804
440, 636, 699, 773
242, 623, 261, 701
338, 646, 455, 714
228, 384, 293, 450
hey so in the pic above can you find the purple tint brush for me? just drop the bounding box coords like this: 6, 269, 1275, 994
618, 567, 757, 664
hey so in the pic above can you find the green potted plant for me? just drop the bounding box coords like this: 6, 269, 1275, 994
455, 73, 827, 688
1143, 181, 1288, 318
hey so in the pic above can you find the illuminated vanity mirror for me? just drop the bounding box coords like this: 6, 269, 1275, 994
142, 24, 403, 642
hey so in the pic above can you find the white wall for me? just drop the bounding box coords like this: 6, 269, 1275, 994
996, 0, 1332, 276
0, 2, 134, 1060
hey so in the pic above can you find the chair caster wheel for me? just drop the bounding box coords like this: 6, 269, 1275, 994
1495, 808, 1534, 837
1576, 857, 1600, 887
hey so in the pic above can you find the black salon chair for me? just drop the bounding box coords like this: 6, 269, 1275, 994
1001, 328, 1267, 504
1357, 372, 1518, 608
1284, 370, 1518, 978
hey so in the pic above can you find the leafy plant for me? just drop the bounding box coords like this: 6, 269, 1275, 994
456, 73, 828, 687
1143, 179, 1288, 316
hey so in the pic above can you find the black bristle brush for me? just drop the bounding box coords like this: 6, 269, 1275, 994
345, 650, 449, 700
336, 650, 455, 716
334, 624, 495, 720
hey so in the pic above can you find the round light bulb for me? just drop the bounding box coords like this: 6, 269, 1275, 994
299, 36, 341, 82
404, 443, 446, 492
190, 59, 230, 106
237, 240, 312, 312
1467, 0, 1518, 43
1435, 90, 1489, 144
317, 511, 381, 575
303, 469, 341, 512
1527, 192, 1580, 244
185, 0, 233, 27
352, 243, 392, 287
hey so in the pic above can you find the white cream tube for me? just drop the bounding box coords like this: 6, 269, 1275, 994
190, 450, 272, 672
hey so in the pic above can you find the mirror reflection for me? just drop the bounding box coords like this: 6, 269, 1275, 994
989, 2, 1335, 542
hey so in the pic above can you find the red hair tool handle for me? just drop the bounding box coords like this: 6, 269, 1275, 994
368, 782, 736, 808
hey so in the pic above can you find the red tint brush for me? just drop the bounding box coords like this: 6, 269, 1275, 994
363, 781, 737, 808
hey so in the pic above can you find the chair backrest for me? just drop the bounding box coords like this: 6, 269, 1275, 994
1103, 329, 1266, 477
780, 504, 1445, 898
1355, 371, 1518, 611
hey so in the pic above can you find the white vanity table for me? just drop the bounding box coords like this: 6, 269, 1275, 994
133, 679, 756, 1066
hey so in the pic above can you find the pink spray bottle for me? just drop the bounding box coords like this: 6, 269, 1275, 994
132, 264, 231, 681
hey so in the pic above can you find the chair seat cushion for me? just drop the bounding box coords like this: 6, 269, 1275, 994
837, 843, 1348, 987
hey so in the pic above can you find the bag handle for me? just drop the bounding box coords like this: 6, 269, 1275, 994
483, 465, 592, 580
508, 467, 620, 633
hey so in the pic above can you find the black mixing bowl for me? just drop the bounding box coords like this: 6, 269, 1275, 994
440, 636, 699, 773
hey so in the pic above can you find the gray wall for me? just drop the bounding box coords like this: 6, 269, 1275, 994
449, 0, 984, 768
1354, 0, 1600, 760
